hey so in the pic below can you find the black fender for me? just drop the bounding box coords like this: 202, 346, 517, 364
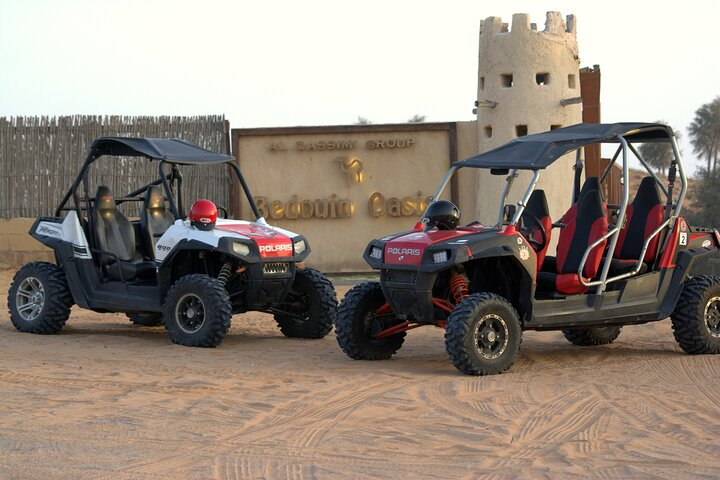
684, 246, 720, 277
467, 244, 536, 276
660, 247, 720, 318
157, 239, 232, 297
463, 246, 536, 323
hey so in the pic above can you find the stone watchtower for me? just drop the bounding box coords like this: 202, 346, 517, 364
473, 12, 582, 225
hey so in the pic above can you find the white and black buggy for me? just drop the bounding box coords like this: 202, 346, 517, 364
7, 137, 337, 347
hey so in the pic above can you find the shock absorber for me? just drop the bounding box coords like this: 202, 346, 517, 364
449, 270, 469, 304
217, 262, 232, 286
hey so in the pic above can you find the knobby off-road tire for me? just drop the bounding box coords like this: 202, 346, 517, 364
126, 313, 163, 327
561, 326, 622, 346
671, 275, 720, 354
445, 293, 522, 376
273, 268, 337, 339
8, 262, 73, 334
163, 274, 232, 347
336, 281, 406, 360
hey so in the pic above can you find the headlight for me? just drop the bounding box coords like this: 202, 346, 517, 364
432, 250, 449, 263
294, 239, 306, 255
233, 242, 250, 256
369, 246, 383, 260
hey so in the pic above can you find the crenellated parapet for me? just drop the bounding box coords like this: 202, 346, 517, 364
480, 12, 576, 37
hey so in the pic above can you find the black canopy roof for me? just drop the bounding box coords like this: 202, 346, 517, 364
456, 123, 674, 170
90, 137, 234, 165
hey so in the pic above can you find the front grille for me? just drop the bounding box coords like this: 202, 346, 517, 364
383, 269, 417, 284
263, 262, 290, 275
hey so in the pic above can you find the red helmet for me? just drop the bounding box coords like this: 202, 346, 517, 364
189, 200, 218, 231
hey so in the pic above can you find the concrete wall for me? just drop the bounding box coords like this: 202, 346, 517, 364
0, 219, 53, 269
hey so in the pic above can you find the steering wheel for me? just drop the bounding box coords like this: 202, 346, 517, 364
217, 205, 229, 219
519, 211, 547, 253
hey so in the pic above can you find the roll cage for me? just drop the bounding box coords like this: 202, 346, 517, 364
425, 122, 687, 294
54, 137, 263, 222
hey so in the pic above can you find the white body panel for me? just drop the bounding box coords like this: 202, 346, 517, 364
154, 219, 299, 263
35, 211, 91, 259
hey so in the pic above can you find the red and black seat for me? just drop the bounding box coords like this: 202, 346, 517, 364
610, 176, 665, 274
520, 189, 552, 271
559, 176, 605, 226
537, 187, 608, 295
92, 186, 156, 282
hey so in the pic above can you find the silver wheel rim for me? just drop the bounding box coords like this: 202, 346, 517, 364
15, 276, 45, 321
473, 313, 509, 360
704, 296, 720, 338
175, 293, 206, 334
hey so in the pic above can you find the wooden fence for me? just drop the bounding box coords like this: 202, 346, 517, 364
0, 115, 231, 218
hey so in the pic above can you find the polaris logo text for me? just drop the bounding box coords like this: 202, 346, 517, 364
387, 247, 421, 256
259, 244, 293, 253
38, 226, 61, 237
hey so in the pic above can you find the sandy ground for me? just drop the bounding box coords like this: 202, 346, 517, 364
1, 270, 719, 479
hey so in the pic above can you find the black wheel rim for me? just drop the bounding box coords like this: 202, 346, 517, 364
704, 296, 720, 337
175, 293, 206, 334
15, 276, 45, 321
473, 313, 509, 359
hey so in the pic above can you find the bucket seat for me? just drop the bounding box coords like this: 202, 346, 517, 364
140, 185, 175, 256
520, 189, 552, 271
92, 186, 156, 282
609, 176, 665, 274
537, 187, 608, 295
559, 176, 606, 226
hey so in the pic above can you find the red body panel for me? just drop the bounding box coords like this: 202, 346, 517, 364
384, 228, 483, 266
689, 232, 714, 247
658, 218, 684, 269
216, 223, 293, 258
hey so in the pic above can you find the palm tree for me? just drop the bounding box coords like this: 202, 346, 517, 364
690, 166, 720, 227
688, 97, 720, 172
637, 120, 681, 173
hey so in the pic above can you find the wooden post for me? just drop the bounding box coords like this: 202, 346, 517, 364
580, 65, 601, 172
229, 128, 241, 219
580, 65, 620, 204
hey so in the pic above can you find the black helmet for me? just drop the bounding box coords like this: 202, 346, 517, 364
423, 200, 460, 231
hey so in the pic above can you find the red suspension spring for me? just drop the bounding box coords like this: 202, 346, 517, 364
449, 274, 469, 304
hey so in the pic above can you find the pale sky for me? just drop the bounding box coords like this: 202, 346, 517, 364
1, 0, 718, 173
